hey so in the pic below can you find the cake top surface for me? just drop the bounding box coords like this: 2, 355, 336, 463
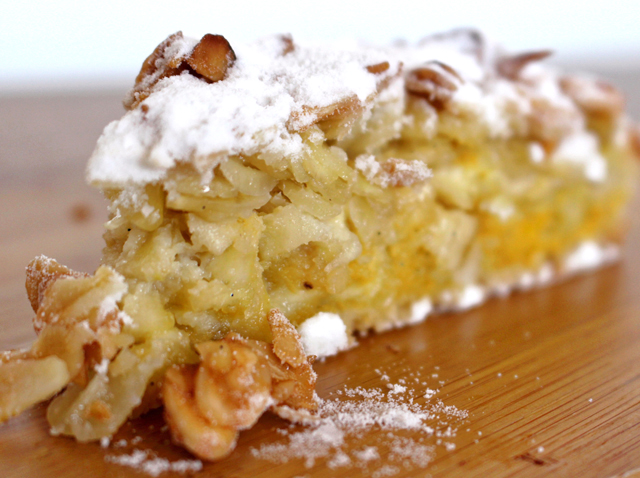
86, 30, 614, 186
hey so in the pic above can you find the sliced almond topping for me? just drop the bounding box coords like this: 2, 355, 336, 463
366, 61, 390, 74
496, 50, 552, 80
26, 255, 88, 313
405, 61, 462, 110
559, 76, 625, 120
355, 155, 432, 188
124, 31, 187, 110
268, 309, 306, 368
186, 34, 236, 83
288, 96, 365, 140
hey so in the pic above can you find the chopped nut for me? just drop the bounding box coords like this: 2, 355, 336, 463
289, 96, 365, 140
497, 50, 552, 80
186, 34, 236, 83
124, 32, 187, 110
195, 338, 272, 429
278, 34, 295, 55
0, 356, 70, 422
560, 76, 625, 121
405, 61, 462, 110
528, 97, 583, 143
163, 365, 239, 461
25, 256, 88, 314
162, 309, 318, 461
366, 61, 390, 74
268, 309, 307, 368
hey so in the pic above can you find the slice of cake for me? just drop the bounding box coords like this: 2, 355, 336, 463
0, 30, 637, 460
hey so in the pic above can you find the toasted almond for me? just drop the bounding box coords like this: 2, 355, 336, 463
366, 61, 390, 74
405, 62, 461, 110
268, 309, 306, 368
497, 50, 553, 80
25, 255, 88, 314
124, 31, 187, 110
560, 76, 625, 120
288, 96, 365, 140
186, 34, 236, 83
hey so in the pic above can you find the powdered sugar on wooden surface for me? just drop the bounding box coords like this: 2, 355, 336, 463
105, 449, 203, 476
250, 367, 469, 474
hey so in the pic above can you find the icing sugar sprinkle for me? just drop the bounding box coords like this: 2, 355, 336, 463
250, 370, 468, 474
105, 450, 203, 476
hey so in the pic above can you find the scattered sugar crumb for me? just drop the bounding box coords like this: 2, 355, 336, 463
105, 450, 203, 476
537, 446, 545, 453
424, 389, 437, 399
251, 374, 468, 476
299, 312, 349, 358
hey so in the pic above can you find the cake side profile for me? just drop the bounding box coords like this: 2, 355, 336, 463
0, 30, 637, 461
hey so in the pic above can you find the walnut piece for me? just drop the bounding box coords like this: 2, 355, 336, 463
163, 309, 318, 461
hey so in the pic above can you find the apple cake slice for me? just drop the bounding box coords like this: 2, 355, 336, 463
0, 30, 637, 460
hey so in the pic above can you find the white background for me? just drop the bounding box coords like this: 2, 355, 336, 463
1, 0, 639, 93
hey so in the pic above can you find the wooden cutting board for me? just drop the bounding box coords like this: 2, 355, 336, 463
1, 92, 640, 478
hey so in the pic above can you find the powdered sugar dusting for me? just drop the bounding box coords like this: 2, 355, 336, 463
250, 369, 468, 474
105, 449, 203, 476
88, 37, 396, 185
87, 31, 599, 186
299, 312, 350, 358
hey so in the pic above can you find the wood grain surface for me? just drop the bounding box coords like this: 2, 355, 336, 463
1, 84, 639, 478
